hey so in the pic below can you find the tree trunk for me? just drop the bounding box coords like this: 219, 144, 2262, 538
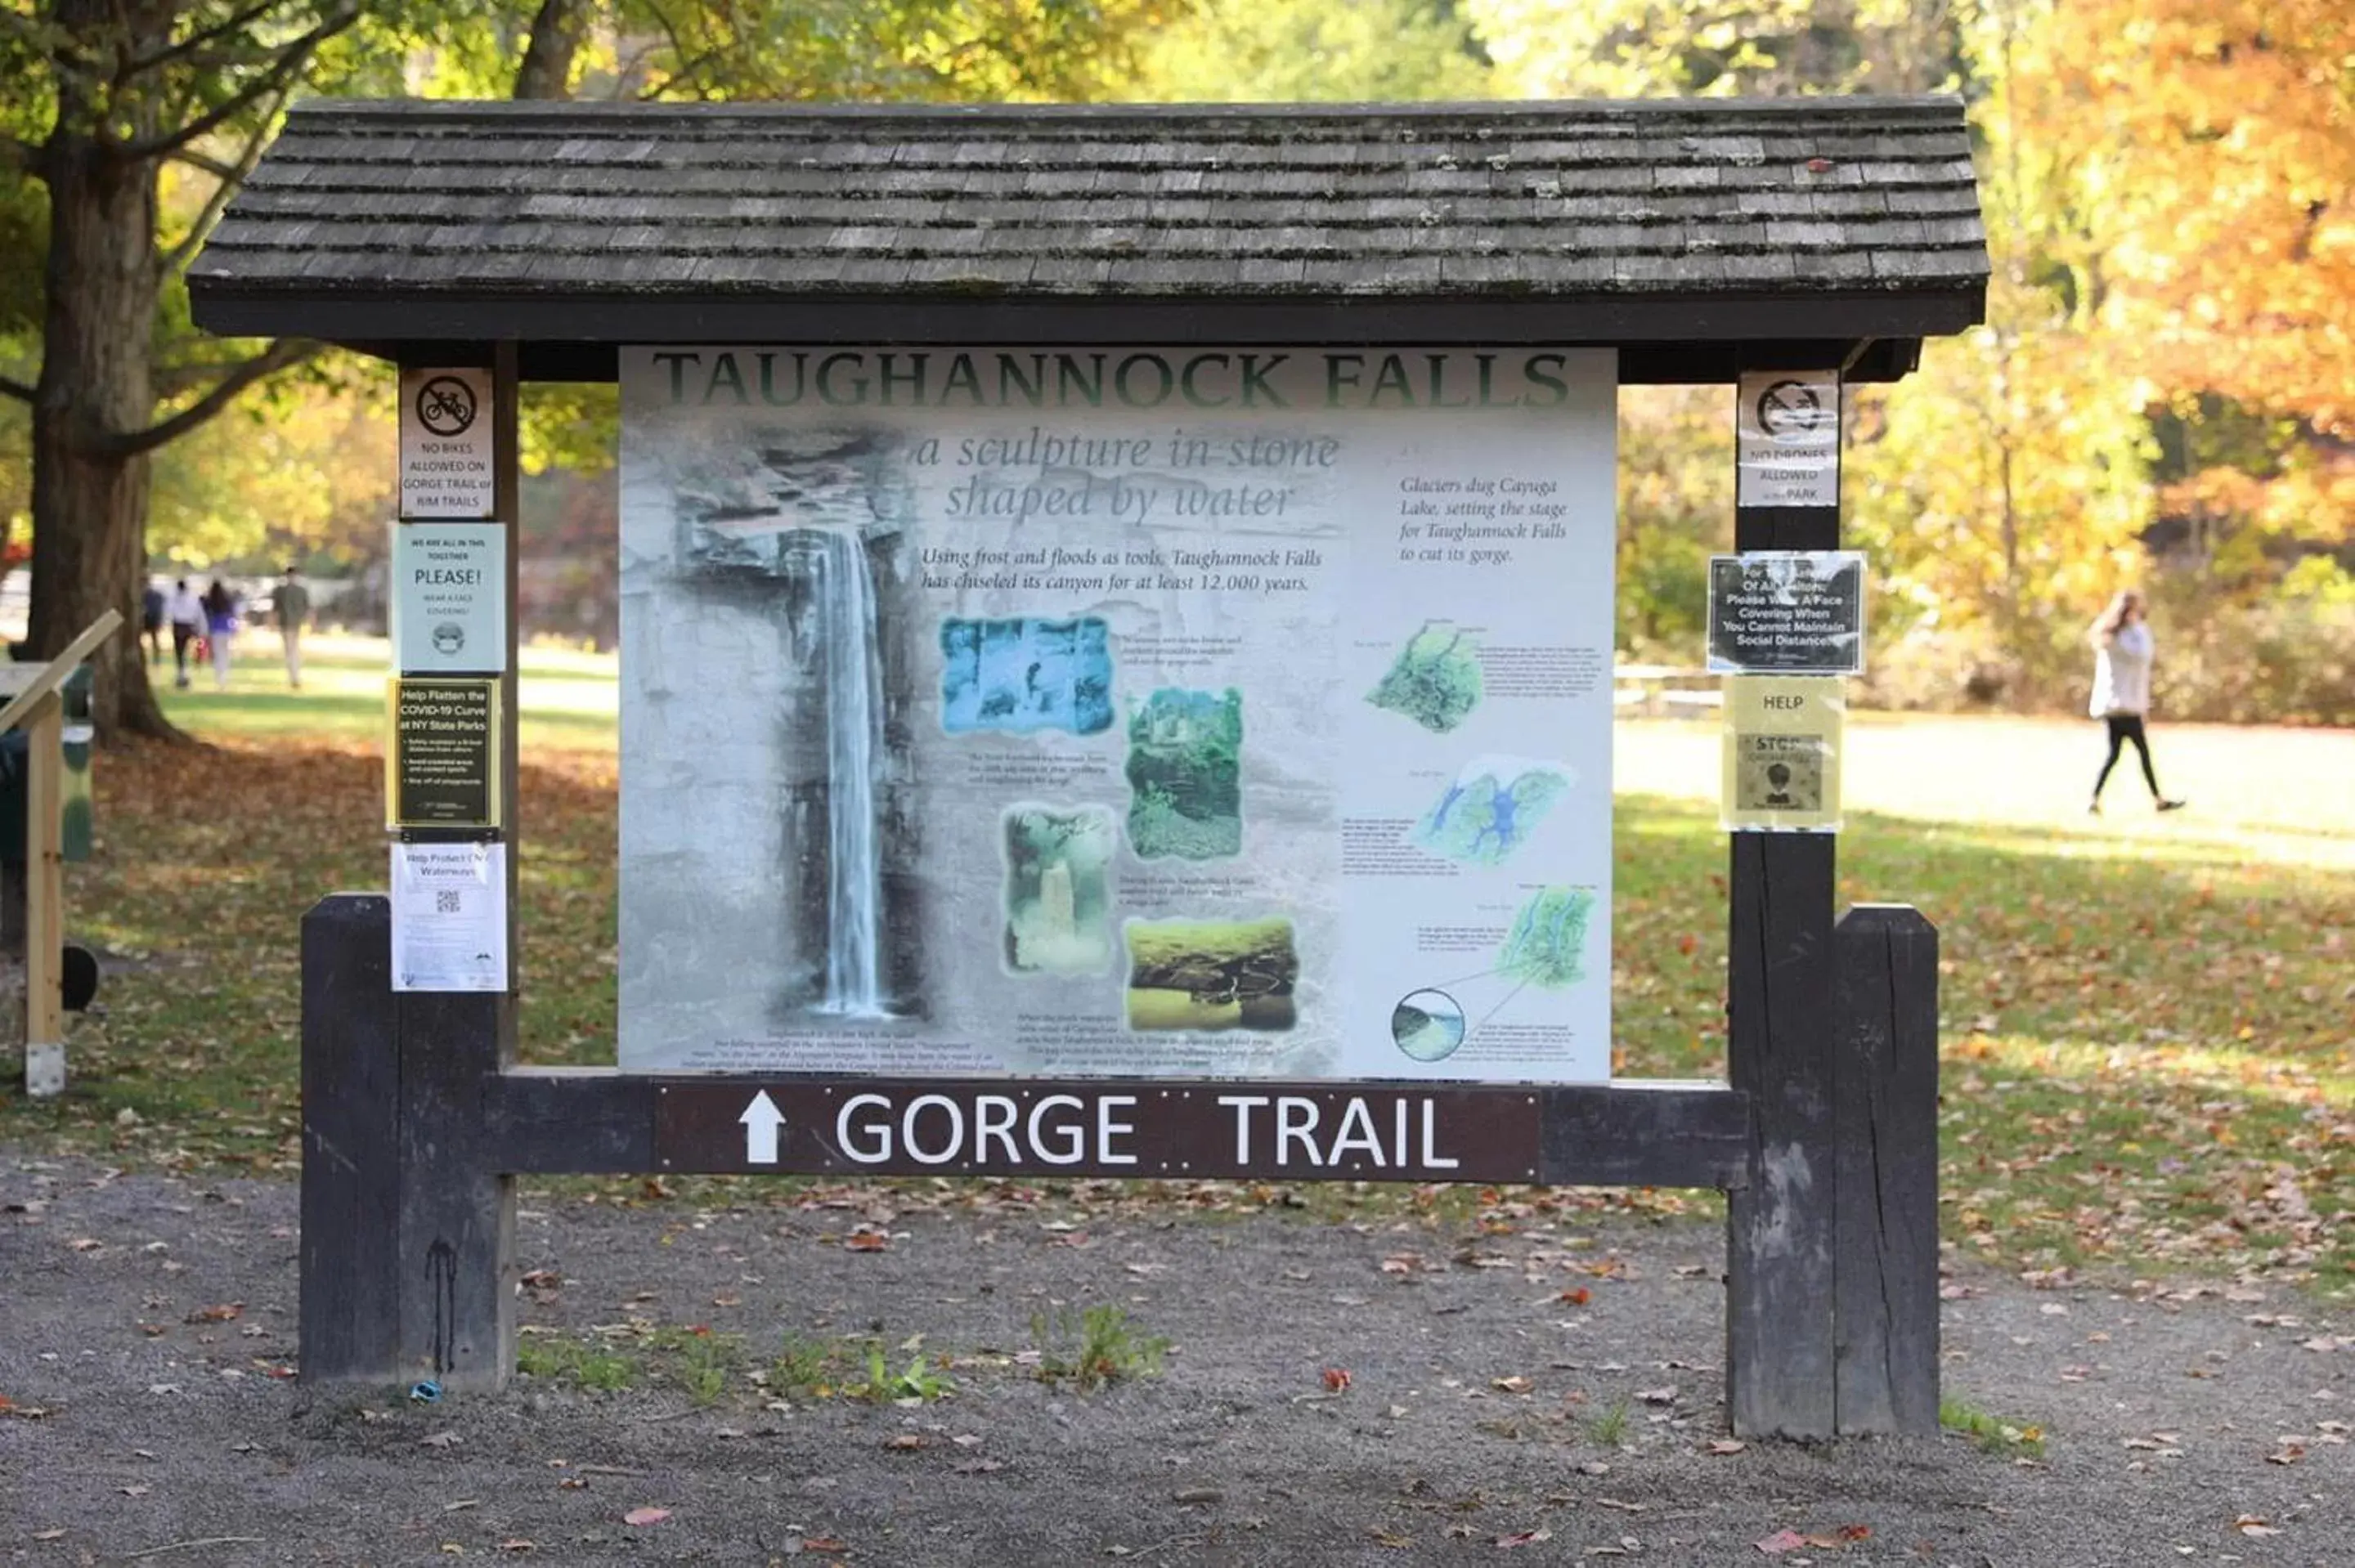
25, 128, 177, 741
514, 0, 589, 100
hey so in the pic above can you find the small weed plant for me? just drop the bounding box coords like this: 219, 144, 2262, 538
1030, 1305, 1169, 1392
650, 1327, 742, 1405
514, 1332, 639, 1391
766, 1333, 951, 1404
857, 1341, 953, 1404
1584, 1398, 1631, 1447
1940, 1397, 2046, 1458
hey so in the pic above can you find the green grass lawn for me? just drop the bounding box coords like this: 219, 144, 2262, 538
4, 653, 2348, 1299
150, 631, 617, 750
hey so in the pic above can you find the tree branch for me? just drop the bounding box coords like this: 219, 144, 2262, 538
159, 87, 287, 278
119, 0, 298, 84
113, 8, 357, 161
0, 374, 34, 405
168, 144, 240, 181
97, 338, 317, 458
1, 133, 41, 179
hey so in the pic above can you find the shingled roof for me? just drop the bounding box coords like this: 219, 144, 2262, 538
188, 97, 1988, 383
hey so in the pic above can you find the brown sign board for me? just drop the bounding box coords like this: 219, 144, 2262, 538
653, 1080, 1544, 1184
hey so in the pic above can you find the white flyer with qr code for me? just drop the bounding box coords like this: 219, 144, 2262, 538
391, 842, 509, 992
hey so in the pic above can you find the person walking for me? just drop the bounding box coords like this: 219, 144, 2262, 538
141, 580, 166, 665
165, 578, 204, 690
274, 565, 311, 688
2088, 589, 2186, 814
202, 579, 239, 692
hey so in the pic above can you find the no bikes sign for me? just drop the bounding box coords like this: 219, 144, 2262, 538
399, 367, 495, 517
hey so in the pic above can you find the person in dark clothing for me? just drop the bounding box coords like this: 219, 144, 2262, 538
141, 581, 166, 665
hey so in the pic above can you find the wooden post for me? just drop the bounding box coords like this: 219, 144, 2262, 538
298, 894, 402, 1378
1723, 370, 1843, 1438
334, 347, 521, 1390
2, 610, 121, 1098
21, 692, 65, 1097
1832, 904, 1940, 1434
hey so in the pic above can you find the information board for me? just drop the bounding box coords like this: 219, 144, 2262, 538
618, 347, 1618, 1082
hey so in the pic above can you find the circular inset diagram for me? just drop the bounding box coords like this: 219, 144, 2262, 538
1391, 988, 1467, 1062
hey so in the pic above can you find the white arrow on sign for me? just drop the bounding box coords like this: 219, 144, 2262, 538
738, 1091, 787, 1165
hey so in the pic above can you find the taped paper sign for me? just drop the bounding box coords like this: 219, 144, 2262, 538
1722, 676, 1844, 833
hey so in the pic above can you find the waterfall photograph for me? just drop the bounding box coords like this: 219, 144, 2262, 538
618, 423, 930, 1052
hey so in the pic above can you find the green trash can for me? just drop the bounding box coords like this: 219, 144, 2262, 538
0, 664, 95, 863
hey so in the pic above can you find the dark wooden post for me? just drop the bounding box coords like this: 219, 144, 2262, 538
1723, 371, 1843, 1439
300, 895, 514, 1387
298, 894, 401, 1379
1831, 904, 1940, 1433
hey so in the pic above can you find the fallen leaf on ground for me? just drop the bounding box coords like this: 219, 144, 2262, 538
1322, 1367, 1352, 1392
1634, 1387, 1677, 1404
1368, 1525, 1413, 1548
185, 1302, 243, 1324
623, 1507, 671, 1527
1492, 1376, 1533, 1395
844, 1229, 890, 1252
884, 1434, 927, 1450
419, 1431, 462, 1449
1706, 1440, 1746, 1456
1755, 1529, 1807, 1554
1559, 1288, 1591, 1306
1493, 1528, 1551, 1548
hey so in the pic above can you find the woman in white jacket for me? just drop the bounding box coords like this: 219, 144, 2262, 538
2088, 589, 2185, 813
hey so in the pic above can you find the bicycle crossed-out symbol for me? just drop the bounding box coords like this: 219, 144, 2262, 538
415, 375, 478, 437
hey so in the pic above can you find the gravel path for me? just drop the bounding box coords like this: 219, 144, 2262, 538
3, 1154, 2348, 1566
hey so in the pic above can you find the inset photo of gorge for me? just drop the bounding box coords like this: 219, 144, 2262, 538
1124, 916, 1298, 1033
941, 616, 1113, 735
1125, 687, 1244, 859
1001, 804, 1115, 977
